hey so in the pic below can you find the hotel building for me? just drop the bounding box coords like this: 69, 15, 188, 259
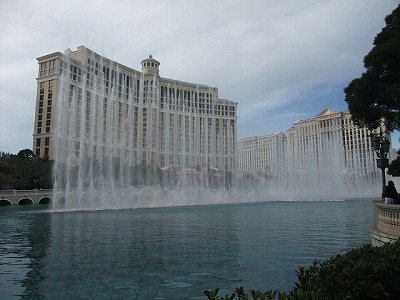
287, 108, 383, 169
237, 108, 394, 193
33, 46, 237, 171
237, 132, 286, 180
286, 108, 390, 191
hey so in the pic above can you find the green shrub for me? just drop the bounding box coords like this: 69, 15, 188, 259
204, 240, 400, 300
293, 241, 400, 299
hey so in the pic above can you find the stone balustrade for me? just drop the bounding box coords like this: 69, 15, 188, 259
372, 200, 400, 246
0, 189, 53, 205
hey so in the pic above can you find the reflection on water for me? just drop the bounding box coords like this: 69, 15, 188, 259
0, 199, 373, 299
0, 205, 52, 299
42, 206, 240, 299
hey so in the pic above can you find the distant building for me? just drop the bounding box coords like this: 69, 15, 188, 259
237, 108, 394, 195
33, 46, 237, 172
237, 132, 286, 180
286, 108, 391, 193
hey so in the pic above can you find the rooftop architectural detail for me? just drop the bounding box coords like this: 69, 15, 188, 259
141, 54, 160, 75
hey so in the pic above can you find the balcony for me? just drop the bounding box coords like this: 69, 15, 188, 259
372, 200, 400, 246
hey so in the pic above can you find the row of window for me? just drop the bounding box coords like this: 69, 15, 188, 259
142, 60, 159, 68
39, 60, 56, 77
56, 87, 236, 153
35, 137, 50, 157
35, 147, 49, 158
59, 58, 236, 113
78, 58, 152, 99
36, 81, 53, 134
293, 116, 352, 134
36, 137, 50, 147
160, 87, 213, 102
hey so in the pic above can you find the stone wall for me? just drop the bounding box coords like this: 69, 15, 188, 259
0, 189, 52, 205
372, 200, 400, 246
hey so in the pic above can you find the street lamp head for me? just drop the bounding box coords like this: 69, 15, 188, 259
370, 133, 390, 192
371, 135, 381, 150
381, 138, 390, 153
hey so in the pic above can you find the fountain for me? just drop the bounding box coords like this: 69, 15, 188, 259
51, 52, 242, 211
51, 51, 384, 212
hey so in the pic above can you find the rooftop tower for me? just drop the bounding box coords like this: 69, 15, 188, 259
141, 54, 160, 76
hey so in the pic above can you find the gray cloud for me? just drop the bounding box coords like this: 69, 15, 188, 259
0, 0, 398, 153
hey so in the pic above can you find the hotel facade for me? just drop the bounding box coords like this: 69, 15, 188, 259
286, 108, 390, 191
33, 46, 237, 172
236, 132, 286, 180
237, 108, 394, 194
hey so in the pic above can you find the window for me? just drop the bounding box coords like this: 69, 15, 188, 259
45, 137, 49, 146
36, 138, 41, 147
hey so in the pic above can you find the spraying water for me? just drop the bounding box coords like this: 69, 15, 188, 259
51, 48, 385, 211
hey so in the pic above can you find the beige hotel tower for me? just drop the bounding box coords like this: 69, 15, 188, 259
33, 46, 238, 171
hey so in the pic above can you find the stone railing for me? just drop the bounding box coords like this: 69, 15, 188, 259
372, 200, 400, 246
0, 189, 53, 205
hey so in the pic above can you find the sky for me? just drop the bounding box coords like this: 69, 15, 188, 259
0, 0, 399, 154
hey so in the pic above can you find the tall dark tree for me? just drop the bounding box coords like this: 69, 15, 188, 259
344, 5, 400, 131
17, 148, 35, 160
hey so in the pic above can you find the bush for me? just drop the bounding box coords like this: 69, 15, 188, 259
204, 240, 400, 300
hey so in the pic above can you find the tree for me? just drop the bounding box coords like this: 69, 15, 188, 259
344, 5, 400, 131
387, 150, 400, 176
0, 149, 53, 189
17, 148, 35, 160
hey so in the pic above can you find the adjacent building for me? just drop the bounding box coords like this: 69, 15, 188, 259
286, 108, 388, 192
33, 46, 238, 172
236, 132, 286, 180
237, 108, 393, 195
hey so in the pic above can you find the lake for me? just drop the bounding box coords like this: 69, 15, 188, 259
0, 198, 373, 299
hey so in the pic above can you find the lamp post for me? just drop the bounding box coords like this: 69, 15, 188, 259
33, 178, 38, 190
371, 135, 391, 192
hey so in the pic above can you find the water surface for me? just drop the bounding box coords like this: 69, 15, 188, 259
0, 198, 373, 299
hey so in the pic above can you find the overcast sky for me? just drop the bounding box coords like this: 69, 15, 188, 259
0, 0, 399, 154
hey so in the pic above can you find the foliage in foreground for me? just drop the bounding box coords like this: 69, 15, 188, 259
204, 240, 400, 300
